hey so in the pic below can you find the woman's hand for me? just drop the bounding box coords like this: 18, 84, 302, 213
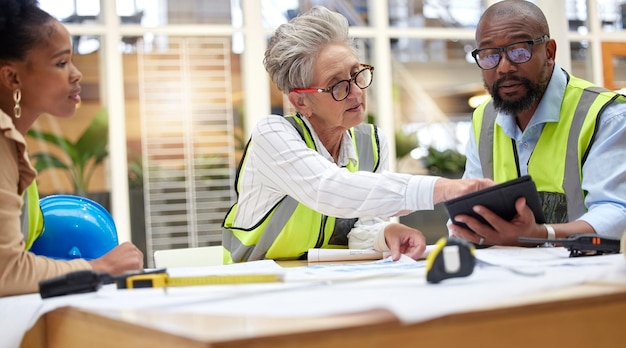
384, 223, 427, 261
88, 242, 144, 275
433, 177, 496, 205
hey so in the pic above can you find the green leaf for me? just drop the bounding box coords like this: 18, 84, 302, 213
422, 146, 466, 176
26, 129, 78, 160
395, 129, 419, 159
29, 153, 71, 173
75, 108, 109, 166
26, 108, 110, 194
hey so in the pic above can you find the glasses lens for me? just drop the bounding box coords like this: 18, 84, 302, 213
506, 44, 532, 64
477, 51, 500, 70
332, 80, 350, 101
355, 68, 373, 89
329, 67, 373, 101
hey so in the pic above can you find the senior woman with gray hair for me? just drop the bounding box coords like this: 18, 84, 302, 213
222, 6, 493, 263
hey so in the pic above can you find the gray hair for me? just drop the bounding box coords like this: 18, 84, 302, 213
263, 6, 356, 93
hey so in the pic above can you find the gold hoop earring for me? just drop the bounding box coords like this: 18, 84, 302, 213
13, 89, 21, 119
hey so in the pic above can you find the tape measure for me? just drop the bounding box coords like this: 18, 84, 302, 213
116, 270, 284, 289
425, 237, 475, 284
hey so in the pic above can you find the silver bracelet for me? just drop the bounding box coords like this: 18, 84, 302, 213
543, 224, 556, 247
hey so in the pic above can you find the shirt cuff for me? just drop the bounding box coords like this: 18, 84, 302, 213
373, 227, 390, 252
405, 175, 439, 210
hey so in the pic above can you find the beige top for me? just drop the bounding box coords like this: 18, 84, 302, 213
0, 109, 90, 297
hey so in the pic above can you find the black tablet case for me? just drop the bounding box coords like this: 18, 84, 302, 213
444, 175, 546, 230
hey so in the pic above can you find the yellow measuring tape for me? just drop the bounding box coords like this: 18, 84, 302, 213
117, 271, 284, 289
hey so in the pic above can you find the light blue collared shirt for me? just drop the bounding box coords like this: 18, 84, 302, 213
463, 63, 626, 239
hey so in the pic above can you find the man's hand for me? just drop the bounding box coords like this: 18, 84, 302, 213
450, 196, 596, 246
449, 197, 544, 246
88, 241, 144, 275
384, 223, 426, 260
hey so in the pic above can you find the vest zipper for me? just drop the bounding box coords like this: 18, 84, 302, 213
315, 215, 328, 248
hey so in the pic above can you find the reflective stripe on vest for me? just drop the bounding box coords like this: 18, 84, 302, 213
474, 73, 621, 221
222, 115, 380, 263
21, 181, 44, 250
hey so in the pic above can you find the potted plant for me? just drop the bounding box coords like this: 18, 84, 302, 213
27, 108, 109, 196
421, 146, 466, 178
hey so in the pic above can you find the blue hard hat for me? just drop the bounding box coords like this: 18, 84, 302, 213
30, 195, 119, 260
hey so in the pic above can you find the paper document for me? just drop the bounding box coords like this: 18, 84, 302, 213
474, 246, 619, 268
307, 248, 386, 262
308, 244, 438, 263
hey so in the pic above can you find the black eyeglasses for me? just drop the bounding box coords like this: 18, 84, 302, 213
291, 64, 374, 101
471, 35, 550, 70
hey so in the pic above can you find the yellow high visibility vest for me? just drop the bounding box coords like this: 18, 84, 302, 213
222, 115, 380, 263
472, 72, 623, 222
21, 181, 44, 250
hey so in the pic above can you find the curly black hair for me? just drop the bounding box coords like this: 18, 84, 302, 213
0, 0, 54, 61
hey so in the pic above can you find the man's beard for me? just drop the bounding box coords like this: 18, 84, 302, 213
487, 76, 545, 115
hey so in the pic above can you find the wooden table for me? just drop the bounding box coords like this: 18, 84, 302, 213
21, 279, 626, 348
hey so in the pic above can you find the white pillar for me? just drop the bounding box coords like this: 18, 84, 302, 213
101, 0, 131, 243
536, 0, 572, 72
585, 0, 604, 86
241, 0, 270, 138
369, 0, 397, 171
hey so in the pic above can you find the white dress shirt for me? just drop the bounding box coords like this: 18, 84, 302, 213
233, 115, 440, 251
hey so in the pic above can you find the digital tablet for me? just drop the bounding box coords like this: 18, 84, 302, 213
444, 175, 546, 231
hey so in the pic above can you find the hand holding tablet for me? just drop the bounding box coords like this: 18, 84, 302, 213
444, 175, 546, 231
